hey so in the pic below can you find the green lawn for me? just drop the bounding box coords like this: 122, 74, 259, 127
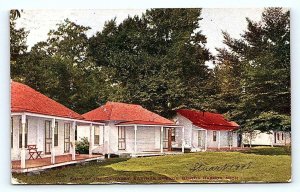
12, 147, 291, 184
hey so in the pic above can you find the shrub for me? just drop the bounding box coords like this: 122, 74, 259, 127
283, 144, 291, 154
75, 137, 89, 154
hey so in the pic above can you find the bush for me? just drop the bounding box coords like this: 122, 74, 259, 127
75, 137, 89, 154
283, 144, 291, 154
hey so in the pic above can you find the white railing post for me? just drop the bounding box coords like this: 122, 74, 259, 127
51, 118, 55, 164
20, 114, 26, 169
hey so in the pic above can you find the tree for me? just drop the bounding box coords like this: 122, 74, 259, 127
89, 8, 211, 117
213, 8, 290, 133
205, 48, 243, 115
11, 19, 118, 114
45, 19, 91, 65
10, 9, 29, 80
11, 9, 212, 116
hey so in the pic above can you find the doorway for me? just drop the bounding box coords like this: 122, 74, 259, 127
45, 121, 52, 154
198, 130, 205, 149
118, 126, 126, 150
64, 123, 71, 153
163, 128, 173, 151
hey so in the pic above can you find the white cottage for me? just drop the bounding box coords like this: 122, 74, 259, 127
242, 130, 291, 147
11, 81, 104, 172
77, 102, 184, 157
174, 109, 240, 152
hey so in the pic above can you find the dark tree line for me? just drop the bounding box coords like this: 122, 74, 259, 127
210, 8, 290, 133
10, 8, 290, 133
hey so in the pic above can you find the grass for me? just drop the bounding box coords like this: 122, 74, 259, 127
12, 147, 291, 184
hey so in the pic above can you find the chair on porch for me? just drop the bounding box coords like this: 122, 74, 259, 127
27, 144, 43, 160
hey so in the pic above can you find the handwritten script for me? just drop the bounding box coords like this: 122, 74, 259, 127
190, 161, 253, 172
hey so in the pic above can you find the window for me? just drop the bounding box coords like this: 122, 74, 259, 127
171, 128, 176, 141
64, 123, 71, 153
19, 118, 28, 148
11, 118, 13, 148
282, 133, 284, 140
277, 132, 280, 141
75, 125, 77, 141
213, 131, 217, 142
94, 126, 100, 145
54, 122, 58, 146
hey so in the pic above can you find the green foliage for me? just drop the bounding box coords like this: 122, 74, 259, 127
209, 8, 290, 133
11, 19, 117, 113
11, 9, 211, 116
10, 10, 29, 80
241, 146, 291, 156
75, 137, 89, 154
246, 112, 291, 132
88, 8, 211, 117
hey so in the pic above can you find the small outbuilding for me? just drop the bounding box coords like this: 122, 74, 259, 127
174, 109, 240, 152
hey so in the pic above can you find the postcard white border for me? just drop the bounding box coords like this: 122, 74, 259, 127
0, 0, 299, 191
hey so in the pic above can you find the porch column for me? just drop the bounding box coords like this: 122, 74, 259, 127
218, 131, 221, 150
102, 125, 105, 145
271, 131, 274, 147
284, 132, 287, 146
102, 125, 105, 155
160, 126, 163, 153
107, 125, 110, 158
181, 127, 185, 153
205, 130, 208, 151
134, 125, 137, 154
20, 114, 26, 169
229, 132, 232, 150
89, 123, 93, 157
71, 121, 76, 160
51, 118, 55, 164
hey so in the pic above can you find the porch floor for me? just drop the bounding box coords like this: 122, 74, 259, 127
11, 154, 104, 173
117, 150, 184, 157
206, 147, 250, 151
135, 151, 183, 157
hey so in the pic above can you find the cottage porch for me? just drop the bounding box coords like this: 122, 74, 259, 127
11, 154, 104, 173
11, 112, 105, 172
191, 126, 238, 151
114, 122, 185, 156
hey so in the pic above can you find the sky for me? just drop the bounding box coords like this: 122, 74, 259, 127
15, 8, 264, 58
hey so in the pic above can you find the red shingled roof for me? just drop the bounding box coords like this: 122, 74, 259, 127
177, 109, 239, 130
83, 101, 174, 125
11, 81, 84, 120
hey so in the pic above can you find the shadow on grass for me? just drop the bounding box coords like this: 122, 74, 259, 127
12, 158, 177, 184
240, 146, 291, 156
